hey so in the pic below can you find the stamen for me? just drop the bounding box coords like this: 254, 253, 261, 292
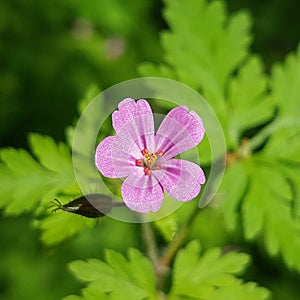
156, 150, 164, 156
135, 159, 143, 167
141, 149, 148, 155
144, 167, 151, 175
137, 148, 163, 174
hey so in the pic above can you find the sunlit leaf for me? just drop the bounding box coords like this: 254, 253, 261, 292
68, 248, 157, 300
168, 241, 269, 299
0, 134, 76, 215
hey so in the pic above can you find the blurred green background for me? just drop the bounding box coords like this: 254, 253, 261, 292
1, 0, 300, 299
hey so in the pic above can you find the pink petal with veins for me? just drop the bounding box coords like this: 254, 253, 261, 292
155, 106, 205, 159
112, 98, 155, 152
155, 159, 205, 202
121, 168, 164, 213
95, 136, 133, 178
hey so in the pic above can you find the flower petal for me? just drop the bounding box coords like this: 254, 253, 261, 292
155, 106, 205, 158
95, 136, 134, 178
112, 98, 155, 152
155, 159, 205, 202
121, 168, 164, 213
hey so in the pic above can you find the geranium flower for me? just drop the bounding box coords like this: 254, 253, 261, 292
95, 98, 205, 213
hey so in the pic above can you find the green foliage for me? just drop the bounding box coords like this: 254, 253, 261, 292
140, 0, 300, 276
220, 45, 300, 271
36, 211, 96, 246
169, 241, 270, 300
139, 0, 273, 161
66, 241, 270, 299
0, 133, 76, 215
67, 248, 157, 300
227, 56, 273, 147
140, 0, 253, 125
0, 131, 101, 245
1, 0, 300, 299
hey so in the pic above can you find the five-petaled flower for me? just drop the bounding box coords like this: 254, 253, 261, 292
95, 98, 206, 213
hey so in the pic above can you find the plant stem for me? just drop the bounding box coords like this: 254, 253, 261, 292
141, 205, 203, 296
141, 221, 169, 298
158, 205, 201, 268
141, 221, 159, 270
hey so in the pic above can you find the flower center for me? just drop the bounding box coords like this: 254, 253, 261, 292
135, 148, 164, 175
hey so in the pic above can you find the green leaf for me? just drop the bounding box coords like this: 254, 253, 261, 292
140, 0, 252, 124
169, 241, 269, 299
0, 134, 76, 215
222, 156, 300, 270
270, 44, 300, 120
36, 211, 96, 246
207, 281, 271, 300
68, 248, 157, 300
250, 44, 300, 162
219, 44, 300, 272
29, 133, 74, 180
139, 0, 265, 159
0, 133, 99, 245
162, 0, 251, 90
227, 56, 273, 147
219, 162, 248, 231
263, 127, 300, 163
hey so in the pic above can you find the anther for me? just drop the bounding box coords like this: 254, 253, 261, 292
141, 149, 148, 155
135, 159, 143, 167
156, 150, 164, 156
144, 167, 151, 175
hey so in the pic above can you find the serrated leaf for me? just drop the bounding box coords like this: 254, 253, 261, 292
140, 0, 252, 125
36, 212, 96, 246
0, 134, 76, 215
127, 248, 158, 295
270, 44, 300, 120
227, 56, 273, 147
162, 0, 251, 91
139, 0, 259, 159
219, 162, 248, 231
169, 240, 251, 299
29, 133, 73, 175
225, 156, 300, 270
67, 248, 157, 300
69, 258, 114, 282
207, 281, 270, 300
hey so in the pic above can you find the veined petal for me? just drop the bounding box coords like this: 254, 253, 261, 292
121, 168, 164, 213
95, 136, 134, 178
155, 159, 205, 202
155, 106, 205, 158
112, 98, 155, 152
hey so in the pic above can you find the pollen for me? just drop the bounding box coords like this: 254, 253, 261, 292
135, 148, 164, 175
144, 152, 157, 165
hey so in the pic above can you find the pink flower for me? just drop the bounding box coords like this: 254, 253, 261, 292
95, 98, 206, 213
